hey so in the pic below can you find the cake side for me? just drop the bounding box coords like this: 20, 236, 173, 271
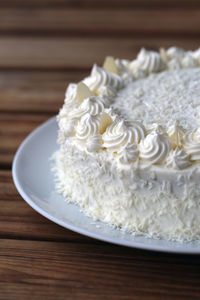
52, 143, 200, 242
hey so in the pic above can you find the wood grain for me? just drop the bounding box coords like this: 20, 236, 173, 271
0, 239, 200, 300
0, 70, 87, 113
1, 0, 200, 8
0, 170, 96, 242
0, 113, 51, 167
0, 9, 199, 36
0, 38, 199, 69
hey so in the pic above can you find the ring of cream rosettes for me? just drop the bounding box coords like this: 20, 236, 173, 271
58, 47, 200, 170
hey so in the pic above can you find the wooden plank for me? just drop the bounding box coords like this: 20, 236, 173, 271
1, 0, 200, 8
0, 71, 87, 113
0, 170, 94, 242
0, 38, 199, 69
0, 9, 200, 36
0, 114, 52, 166
0, 239, 200, 299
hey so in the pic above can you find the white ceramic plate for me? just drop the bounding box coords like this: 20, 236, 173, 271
12, 117, 200, 254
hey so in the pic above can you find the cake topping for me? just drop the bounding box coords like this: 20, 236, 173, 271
97, 85, 116, 98
126, 121, 146, 143
167, 121, 184, 149
118, 142, 138, 164
58, 46, 200, 169
69, 95, 110, 119
165, 147, 191, 170
103, 56, 118, 74
115, 59, 131, 80
83, 64, 123, 94
86, 134, 102, 152
182, 129, 200, 161
76, 113, 100, 141
164, 46, 199, 69
181, 55, 197, 69
129, 48, 166, 77
99, 112, 113, 134
166, 47, 185, 60
113, 68, 200, 132
79, 96, 107, 115
139, 131, 171, 165
65, 82, 93, 106
102, 119, 145, 152
192, 48, 200, 63
102, 120, 133, 152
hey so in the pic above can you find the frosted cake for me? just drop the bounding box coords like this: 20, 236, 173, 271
52, 47, 200, 242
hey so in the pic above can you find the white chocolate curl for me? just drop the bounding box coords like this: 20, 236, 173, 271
103, 56, 118, 74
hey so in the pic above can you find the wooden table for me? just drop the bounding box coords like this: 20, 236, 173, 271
1, 1, 200, 299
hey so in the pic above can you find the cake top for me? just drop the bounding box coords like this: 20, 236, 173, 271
113, 68, 200, 131
58, 47, 200, 171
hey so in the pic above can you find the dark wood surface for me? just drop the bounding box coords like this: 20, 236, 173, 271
1, 1, 200, 299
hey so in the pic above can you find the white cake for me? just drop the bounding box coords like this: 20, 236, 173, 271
52, 47, 200, 242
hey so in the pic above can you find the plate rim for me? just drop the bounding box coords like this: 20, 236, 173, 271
12, 116, 200, 254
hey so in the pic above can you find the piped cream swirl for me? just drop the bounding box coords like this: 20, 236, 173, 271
76, 113, 100, 141
117, 142, 138, 164
83, 64, 123, 94
86, 134, 102, 152
182, 129, 200, 161
102, 120, 145, 152
129, 48, 166, 77
165, 148, 191, 169
126, 121, 146, 143
139, 131, 171, 164
69, 95, 110, 119
164, 47, 199, 69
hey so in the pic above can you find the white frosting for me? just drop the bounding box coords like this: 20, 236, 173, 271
64, 82, 93, 107
76, 113, 100, 141
102, 119, 145, 152
54, 47, 200, 242
97, 85, 116, 98
167, 121, 184, 148
102, 120, 132, 152
69, 95, 110, 119
139, 131, 171, 165
165, 147, 191, 170
115, 58, 132, 80
129, 48, 166, 77
80, 96, 108, 115
83, 64, 123, 94
165, 47, 199, 70
117, 142, 138, 164
182, 129, 200, 161
192, 48, 200, 61
52, 146, 200, 242
86, 134, 102, 152
167, 58, 182, 70
113, 68, 200, 131
166, 47, 185, 60
59, 117, 76, 137
181, 55, 197, 69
